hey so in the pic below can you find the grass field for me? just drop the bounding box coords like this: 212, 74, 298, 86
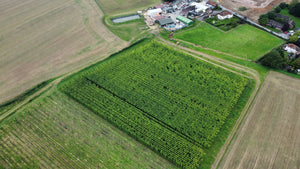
95, 0, 161, 15
105, 16, 150, 42
218, 71, 300, 169
58, 40, 252, 168
0, 0, 126, 104
0, 88, 176, 168
280, 8, 300, 29
174, 22, 284, 60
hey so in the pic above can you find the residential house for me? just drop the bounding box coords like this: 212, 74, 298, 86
147, 8, 162, 17
283, 43, 300, 54
266, 20, 283, 30
206, 1, 217, 9
217, 10, 233, 20
191, 1, 209, 13
275, 13, 295, 29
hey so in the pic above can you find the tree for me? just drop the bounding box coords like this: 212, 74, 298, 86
289, 35, 299, 43
289, 0, 300, 16
289, 31, 300, 43
260, 50, 286, 69
267, 12, 276, 19
281, 22, 290, 32
274, 6, 281, 13
291, 58, 300, 69
279, 2, 288, 9
289, 0, 299, 10
258, 15, 269, 25
290, 3, 300, 17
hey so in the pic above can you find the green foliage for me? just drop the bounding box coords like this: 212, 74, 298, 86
288, 0, 299, 10
206, 16, 242, 31
238, 7, 247, 11
291, 57, 300, 69
289, 3, 300, 17
275, 6, 282, 13
279, 2, 288, 9
259, 49, 287, 69
0, 90, 176, 168
289, 31, 300, 43
59, 41, 249, 168
174, 22, 284, 60
280, 8, 300, 28
267, 12, 276, 19
259, 15, 269, 26
274, 17, 286, 24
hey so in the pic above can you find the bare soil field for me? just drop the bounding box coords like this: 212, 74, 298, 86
96, 0, 161, 15
218, 71, 300, 169
0, 0, 126, 104
219, 0, 292, 22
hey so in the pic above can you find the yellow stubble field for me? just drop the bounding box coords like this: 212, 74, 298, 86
0, 0, 126, 103
219, 71, 300, 169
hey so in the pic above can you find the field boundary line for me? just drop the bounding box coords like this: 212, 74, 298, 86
156, 36, 261, 169
0, 81, 56, 123
173, 38, 249, 61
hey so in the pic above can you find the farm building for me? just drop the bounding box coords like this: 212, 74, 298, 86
147, 8, 162, 16
191, 2, 209, 13
157, 18, 174, 26
153, 15, 165, 21
217, 11, 233, 20
176, 15, 193, 26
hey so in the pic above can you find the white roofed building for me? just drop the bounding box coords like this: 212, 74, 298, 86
191, 2, 209, 13
147, 8, 162, 17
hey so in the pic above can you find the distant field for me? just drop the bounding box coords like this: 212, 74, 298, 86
0, 0, 126, 104
59, 40, 251, 168
96, 0, 161, 15
0, 88, 176, 168
219, 71, 300, 169
174, 22, 284, 60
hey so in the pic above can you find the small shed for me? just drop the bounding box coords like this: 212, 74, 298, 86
157, 18, 174, 26
176, 15, 193, 26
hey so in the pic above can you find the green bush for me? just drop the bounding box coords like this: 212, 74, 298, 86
238, 7, 247, 11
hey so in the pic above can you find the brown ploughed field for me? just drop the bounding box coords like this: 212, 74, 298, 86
220, 0, 292, 22
218, 71, 300, 169
0, 0, 126, 103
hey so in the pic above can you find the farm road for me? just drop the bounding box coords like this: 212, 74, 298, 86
157, 36, 261, 169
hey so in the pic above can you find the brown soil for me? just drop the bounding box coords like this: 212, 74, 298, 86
219, 0, 292, 22
218, 71, 300, 169
0, 0, 127, 104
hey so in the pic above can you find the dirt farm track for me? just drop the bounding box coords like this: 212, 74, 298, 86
219, 71, 300, 169
0, 0, 126, 103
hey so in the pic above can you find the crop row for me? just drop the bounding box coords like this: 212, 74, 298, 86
58, 41, 249, 168
59, 78, 204, 168
79, 42, 248, 147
